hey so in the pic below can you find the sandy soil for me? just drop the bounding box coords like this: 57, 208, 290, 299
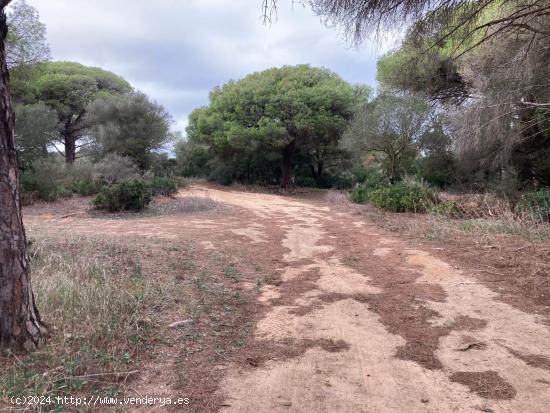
23, 185, 550, 413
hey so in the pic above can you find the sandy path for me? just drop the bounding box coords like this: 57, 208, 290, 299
24, 186, 550, 412
197, 187, 550, 413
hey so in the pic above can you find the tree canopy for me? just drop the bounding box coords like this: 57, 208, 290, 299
14, 101, 58, 168
187, 64, 359, 186
343, 94, 433, 181
375, 2, 550, 187
6, 0, 50, 68
13, 61, 132, 163
88, 92, 173, 170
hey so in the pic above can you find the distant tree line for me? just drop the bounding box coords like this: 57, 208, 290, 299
8, 1, 179, 203
254, 0, 550, 193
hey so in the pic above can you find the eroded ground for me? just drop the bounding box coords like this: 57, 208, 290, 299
24, 185, 550, 413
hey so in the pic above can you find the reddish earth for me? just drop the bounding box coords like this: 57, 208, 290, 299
24, 185, 550, 412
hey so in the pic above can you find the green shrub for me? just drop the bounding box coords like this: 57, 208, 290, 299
66, 159, 100, 196
369, 179, 437, 212
317, 174, 353, 190
294, 176, 317, 188
21, 158, 70, 201
351, 185, 369, 204
430, 200, 460, 217
70, 179, 101, 196
208, 162, 234, 186
147, 176, 178, 196
350, 167, 387, 204
93, 179, 152, 212
92, 154, 140, 185
516, 188, 550, 222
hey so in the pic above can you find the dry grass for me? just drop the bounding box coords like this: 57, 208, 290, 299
323, 189, 350, 206
88, 194, 223, 220
0, 233, 250, 412
0, 237, 186, 409
150, 196, 221, 215
359, 205, 550, 305
330, 188, 550, 306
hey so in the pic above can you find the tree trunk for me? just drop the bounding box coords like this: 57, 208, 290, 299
0, 7, 45, 351
63, 131, 76, 164
281, 140, 295, 188
312, 160, 324, 184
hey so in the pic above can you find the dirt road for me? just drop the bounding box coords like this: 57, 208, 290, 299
25, 186, 550, 412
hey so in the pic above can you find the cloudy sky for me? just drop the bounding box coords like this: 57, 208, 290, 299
25, 0, 392, 134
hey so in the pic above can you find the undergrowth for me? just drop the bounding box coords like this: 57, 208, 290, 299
0, 237, 191, 411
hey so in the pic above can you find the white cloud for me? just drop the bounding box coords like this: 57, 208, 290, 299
25, 0, 390, 134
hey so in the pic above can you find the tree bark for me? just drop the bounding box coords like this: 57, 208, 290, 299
281, 140, 296, 188
0, 7, 45, 351
311, 159, 324, 183
63, 131, 76, 164
62, 110, 87, 165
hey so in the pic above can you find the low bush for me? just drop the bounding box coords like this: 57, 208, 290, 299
70, 178, 101, 196
516, 188, 550, 222
93, 179, 152, 212
350, 167, 388, 204
208, 161, 235, 186
369, 179, 438, 212
294, 176, 317, 188
351, 185, 369, 204
92, 154, 140, 185
66, 159, 100, 196
147, 176, 178, 196
21, 158, 70, 201
430, 200, 461, 217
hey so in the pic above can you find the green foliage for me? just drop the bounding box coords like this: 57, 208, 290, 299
70, 179, 100, 197
343, 94, 430, 182
294, 176, 317, 188
369, 179, 438, 212
93, 179, 153, 212
147, 176, 178, 197
430, 200, 460, 217
175, 140, 211, 177
207, 158, 236, 186
21, 158, 107, 201
21, 61, 132, 109
149, 152, 178, 177
187, 65, 359, 186
516, 189, 550, 223
377, 47, 467, 103
88, 92, 172, 169
374, 2, 505, 103
6, 0, 50, 69
415, 117, 455, 187
21, 157, 70, 201
92, 153, 140, 184
12, 61, 132, 164
350, 167, 387, 204
350, 185, 369, 204
15, 102, 59, 168
374, 2, 550, 189
67, 159, 101, 196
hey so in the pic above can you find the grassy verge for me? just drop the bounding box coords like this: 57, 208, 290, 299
0, 234, 250, 411
0, 237, 171, 409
